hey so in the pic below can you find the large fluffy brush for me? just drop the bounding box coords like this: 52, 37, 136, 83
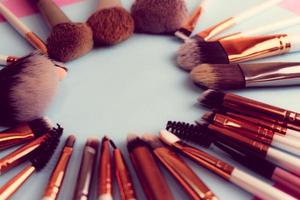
0, 51, 59, 125
191, 62, 300, 90
87, 0, 134, 46
131, 0, 188, 34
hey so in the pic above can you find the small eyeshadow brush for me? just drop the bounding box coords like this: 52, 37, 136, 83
0, 54, 18, 65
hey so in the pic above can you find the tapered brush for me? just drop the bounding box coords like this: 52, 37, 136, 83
190, 62, 300, 90
175, 0, 209, 41
0, 51, 59, 125
0, 126, 62, 200
87, 0, 134, 46
32, 0, 93, 62
131, 0, 188, 34
178, 33, 300, 70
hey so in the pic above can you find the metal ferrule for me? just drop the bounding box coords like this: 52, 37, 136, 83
220, 34, 291, 63
217, 32, 243, 41
238, 62, 300, 87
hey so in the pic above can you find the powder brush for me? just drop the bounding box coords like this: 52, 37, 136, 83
0, 126, 62, 200
131, 0, 188, 34
32, 0, 93, 62
160, 130, 296, 200
87, 0, 134, 46
190, 62, 300, 90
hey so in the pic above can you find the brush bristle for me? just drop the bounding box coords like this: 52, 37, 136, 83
109, 139, 117, 149
198, 89, 225, 109
190, 64, 245, 90
127, 134, 148, 152
86, 138, 100, 150
28, 117, 53, 137
87, 7, 134, 46
142, 134, 164, 149
30, 124, 63, 171
47, 22, 93, 62
65, 135, 76, 147
166, 121, 214, 147
201, 112, 216, 123
0, 51, 59, 125
131, 0, 188, 34
177, 40, 202, 71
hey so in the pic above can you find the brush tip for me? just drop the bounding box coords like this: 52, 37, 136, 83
202, 112, 215, 123
142, 134, 164, 149
65, 135, 76, 147
159, 130, 180, 146
198, 89, 225, 109
177, 40, 201, 71
109, 139, 117, 149
86, 137, 100, 150
127, 134, 148, 151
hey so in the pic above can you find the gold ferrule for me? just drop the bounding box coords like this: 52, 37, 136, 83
220, 34, 290, 63
183, 7, 204, 33
25, 32, 48, 53
217, 32, 243, 41
196, 17, 236, 41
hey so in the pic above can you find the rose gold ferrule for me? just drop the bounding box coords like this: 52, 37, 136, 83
0, 165, 35, 200
114, 149, 137, 200
154, 146, 218, 200
217, 32, 243, 41
98, 137, 113, 198
173, 141, 234, 181
25, 32, 48, 53
0, 134, 47, 175
196, 17, 236, 41
219, 34, 290, 63
183, 7, 203, 34
6, 56, 18, 64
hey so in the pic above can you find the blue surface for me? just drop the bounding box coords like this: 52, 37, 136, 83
0, 0, 300, 199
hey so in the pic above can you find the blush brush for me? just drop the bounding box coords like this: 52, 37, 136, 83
87, 0, 134, 46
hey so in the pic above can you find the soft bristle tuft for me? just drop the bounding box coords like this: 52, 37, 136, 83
177, 40, 202, 71
127, 134, 148, 152
195, 41, 229, 64
201, 112, 215, 123
28, 117, 53, 137
142, 134, 164, 149
87, 7, 134, 46
198, 89, 225, 109
190, 64, 245, 90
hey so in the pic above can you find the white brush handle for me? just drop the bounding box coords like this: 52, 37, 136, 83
0, 55, 8, 65
0, 2, 30, 36
267, 147, 300, 176
286, 128, 300, 140
272, 134, 300, 156
234, 0, 282, 24
230, 168, 296, 200
288, 34, 300, 52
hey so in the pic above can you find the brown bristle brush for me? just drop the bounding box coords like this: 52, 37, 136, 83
131, 0, 188, 34
190, 62, 300, 90
32, 0, 93, 62
87, 0, 134, 46
0, 51, 59, 125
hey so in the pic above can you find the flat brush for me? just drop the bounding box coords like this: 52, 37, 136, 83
143, 134, 218, 200
175, 0, 209, 41
160, 130, 296, 200
127, 134, 173, 200
33, 0, 93, 62
178, 33, 300, 70
190, 62, 300, 90
0, 126, 62, 200
199, 89, 300, 129
131, 0, 188, 34
0, 2, 47, 53
166, 121, 300, 197
0, 117, 53, 151
110, 139, 137, 200
42, 135, 76, 200
87, 0, 134, 46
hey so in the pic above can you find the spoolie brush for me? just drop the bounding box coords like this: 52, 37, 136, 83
87, 0, 134, 46
131, 0, 188, 34
0, 51, 59, 125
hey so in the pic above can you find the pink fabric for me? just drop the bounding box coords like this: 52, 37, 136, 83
280, 0, 300, 15
0, 0, 83, 22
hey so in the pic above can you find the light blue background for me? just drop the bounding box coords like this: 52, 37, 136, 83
0, 0, 300, 199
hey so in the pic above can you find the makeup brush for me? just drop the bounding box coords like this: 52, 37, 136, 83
131, 0, 188, 34
42, 135, 76, 200
0, 126, 62, 200
175, 0, 209, 41
0, 51, 59, 125
199, 89, 300, 128
203, 112, 300, 156
0, 2, 47, 53
32, 0, 93, 62
110, 139, 137, 200
166, 121, 300, 197
0, 54, 18, 65
127, 134, 173, 200
98, 136, 113, 200
143, 134, 218, 200
0, 117, 53, 151
160, 130, 296, 200
87, 0, 134, 46
178, 33, 300, 70
73, 138, 99, 200
0, 124, 63, 175
190, 62, 300, 90
217, 16, 300, 41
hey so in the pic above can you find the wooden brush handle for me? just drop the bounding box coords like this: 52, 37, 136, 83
97, 0, 122, 10
35, 0, 71, 28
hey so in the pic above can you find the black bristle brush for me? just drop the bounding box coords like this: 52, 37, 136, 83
0, 51, 59, 126
0, 125, 63, 199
